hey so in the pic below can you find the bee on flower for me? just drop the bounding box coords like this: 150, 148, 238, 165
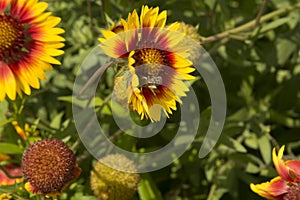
99, 5, 196, 122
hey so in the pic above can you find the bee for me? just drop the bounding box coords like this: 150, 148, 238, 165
140, 75, 162, 90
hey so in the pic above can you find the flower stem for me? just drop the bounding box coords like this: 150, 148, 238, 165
207, 183, 217, 200
202, 2, 300, 44
255, 0, 269, 27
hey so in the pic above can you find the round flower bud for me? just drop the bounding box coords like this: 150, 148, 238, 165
175, 22, 202, 61
90, 154, 140, 200
22, 138, 81, 198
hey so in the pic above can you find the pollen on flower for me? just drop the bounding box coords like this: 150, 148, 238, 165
22, 138, 81, 196
0, 15, 25, 62
132, 48, 167, 66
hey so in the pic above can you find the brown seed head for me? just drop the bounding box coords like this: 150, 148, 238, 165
22, 138, 80, 195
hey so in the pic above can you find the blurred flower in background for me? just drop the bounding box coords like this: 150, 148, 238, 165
21, 138, 81, 199
90, 154, 140, 200
0, 0, 65, 101
176, 21, 202, 61
0, 154, 22, 186
100, 5, 195, 122
12, 121, 39, 140
250, 146, 300, 199
0, 193, 13, 200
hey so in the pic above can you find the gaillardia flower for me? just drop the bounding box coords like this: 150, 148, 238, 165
90, 154, 140, 200
250, 145, 300, 199
22, 138, 81, 199
99, 5, 195, 122
0, 0, 64, 101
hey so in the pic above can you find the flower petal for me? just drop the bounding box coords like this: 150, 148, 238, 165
0, 62, 17, 100
0, 0, 10, 13
286, 160, 300, 178
273, 146, 293, 181
250, 176, 288, 199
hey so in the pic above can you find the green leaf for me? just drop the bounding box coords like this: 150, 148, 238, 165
70, 193, 98, 200
50, 112, 64, 129
220, 136, 247, 153
245, 162, 260, 173
0, 143, 23, 154
276, 38, 297, 65
258, 135, 271, 164
138, 173, 163, 200
258, 17, 290, 34
244, 131, 258, 149
269, 110, 300, 128
0, 101, 9, 133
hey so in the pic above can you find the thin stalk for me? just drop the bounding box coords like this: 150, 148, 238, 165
202, 2, 300, 44
207, 184, 217, 200
77, 61, 119, 98
255, 0, 270, 27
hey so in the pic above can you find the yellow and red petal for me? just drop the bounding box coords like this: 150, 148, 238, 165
129, 85, 179, 121
12, 0, 49, 24
25, 181, 37, 193
0, 164, 23, 186
285, 160, 300, 178
250, 176, 288, 199
126, 9, 139, 30
140, 6, 166, 28
0, 62, 17, 100
0, 0, 10, 13
272, 146, 293, 182
0, 0, 64, 101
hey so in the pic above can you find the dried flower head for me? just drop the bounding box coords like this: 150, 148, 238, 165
22, 138, 81, 198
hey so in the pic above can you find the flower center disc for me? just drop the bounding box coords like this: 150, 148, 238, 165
0, 15, 25, 61
133, 48, 170, 88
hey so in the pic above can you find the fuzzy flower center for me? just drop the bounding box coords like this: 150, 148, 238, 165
283, 184, 300, 200
133, 48, 165, 66
22, 139, 79, 194
132, 48, 172, 89
0, 15, 25, 62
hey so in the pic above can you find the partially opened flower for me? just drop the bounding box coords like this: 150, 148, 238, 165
22, 138, 81, 199
99, 5, 195, 122
0, 0, 65, 101
250, 145, 300, 199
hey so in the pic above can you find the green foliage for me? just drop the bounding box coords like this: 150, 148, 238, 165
1, 0, 300, 199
